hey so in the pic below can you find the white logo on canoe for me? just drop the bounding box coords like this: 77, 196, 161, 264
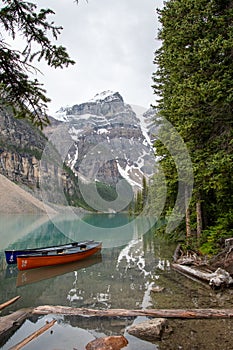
22, 260, 28, 268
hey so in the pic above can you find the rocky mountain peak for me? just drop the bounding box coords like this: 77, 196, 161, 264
47, 92, 157, 192
88, 90, 123, 103
54, 91, 135, 124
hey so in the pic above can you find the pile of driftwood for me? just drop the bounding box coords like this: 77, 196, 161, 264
172, 243, 233, 288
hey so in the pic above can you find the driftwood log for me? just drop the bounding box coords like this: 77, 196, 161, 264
172, 263, 233, 288
9, 319, 56, 350
0, 309, 32, 347
1, 305, 233, 347
32, 305, 233, 319
0, 295, 23, 347
0, 296, 21, 311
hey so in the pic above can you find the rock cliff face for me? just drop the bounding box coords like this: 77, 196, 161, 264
47, 91, 157, 190
0, 107, 44, 188
0, 107, 83, 207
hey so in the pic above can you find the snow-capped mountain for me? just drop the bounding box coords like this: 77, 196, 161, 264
46, 91, 157, 191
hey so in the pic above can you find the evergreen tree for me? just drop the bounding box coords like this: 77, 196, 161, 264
0, 0, 75, 128
152, 0, 233, 248
134, 190, 143, 215
142, 175, 148, 206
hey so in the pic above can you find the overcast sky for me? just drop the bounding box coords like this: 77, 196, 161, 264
35, 0, 163, 114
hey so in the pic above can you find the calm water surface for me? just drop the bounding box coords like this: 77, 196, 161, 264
0, 214, 233, 350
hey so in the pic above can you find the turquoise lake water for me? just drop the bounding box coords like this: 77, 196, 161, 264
0, 213, 233, 349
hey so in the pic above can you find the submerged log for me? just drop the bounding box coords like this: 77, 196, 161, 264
9, 319, 56, 350
172, 263, 233, 288
0, 296, 21, 311
32, 305, 233, 319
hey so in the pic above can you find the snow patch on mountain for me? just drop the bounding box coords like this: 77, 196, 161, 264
117, 162, 143, 189
53, 108, 69, 122
88, 90, 121, 103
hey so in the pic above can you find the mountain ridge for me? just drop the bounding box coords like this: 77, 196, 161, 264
0, 91, 157, 213
46, 91, 157, 191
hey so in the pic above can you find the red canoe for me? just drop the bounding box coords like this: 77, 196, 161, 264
17, 241, 102, 271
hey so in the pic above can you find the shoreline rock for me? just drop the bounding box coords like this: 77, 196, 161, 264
127, 318, 169, 341
86, 336, 128, 350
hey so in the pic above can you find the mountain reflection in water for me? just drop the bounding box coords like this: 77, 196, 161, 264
1, 214, 233, 350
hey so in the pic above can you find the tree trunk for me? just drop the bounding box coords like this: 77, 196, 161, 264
185, 206, 191, 240
185, 185, 191, 240
196, 200, 202, 240
173, 244, 181, 262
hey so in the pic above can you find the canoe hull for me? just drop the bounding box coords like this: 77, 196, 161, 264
17, 242, 102, 270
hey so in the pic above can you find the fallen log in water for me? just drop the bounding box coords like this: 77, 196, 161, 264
0, 309, 32, 347
32, 305, 233, 319
172, 263, 233, 288
172, 263, 213, 282
9, 319, 56, 350
1, 305, 233, 347
0, 296, 21, 311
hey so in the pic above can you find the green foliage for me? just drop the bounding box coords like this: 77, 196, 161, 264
96, 182, 117, 202
199, 210, 233, 255
130, 177, 149, 215
152, 142, 178, 216
134, 190, 143, 214
142, 175, 148, 206
152, 0, 233, 247
66, 179, 128, 212
0, 0, 75, 128
62, 165, 94, 210
128, 202, 133, 216
151, 215, 186, 244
